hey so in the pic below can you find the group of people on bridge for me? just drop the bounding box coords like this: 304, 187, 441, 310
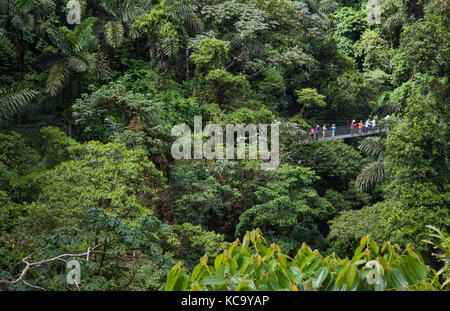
309, 116, 389, 141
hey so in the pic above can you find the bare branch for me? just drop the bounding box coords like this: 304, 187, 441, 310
0, 244, 103, 290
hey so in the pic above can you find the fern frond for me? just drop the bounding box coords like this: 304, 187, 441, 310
46, 62, 70, 96
128, 25, 144, 39
356, 161, 386, 191
34, 0, 56, 17
46, 26, 73, 55
318, 0, 338, 14
384, 12, 404, 30
100, 0, 118, 19
358, 137, 384, 159
70, 17, 96, 53
185, 13, 203, 35
119, 1, 147, 22
105, 21, 124, 48
91, 57, 112, 81
0, 83, 38, 120
67, 54, 92, 72
11, 14, 35, 31
371, 91, 389, 113
17, 0, 36, 14
173, 3, 197, 20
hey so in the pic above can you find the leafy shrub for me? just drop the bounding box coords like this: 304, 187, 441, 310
166, 229, 442, 291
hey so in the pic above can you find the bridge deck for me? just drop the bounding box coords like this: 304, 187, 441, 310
301, 128, 387, 144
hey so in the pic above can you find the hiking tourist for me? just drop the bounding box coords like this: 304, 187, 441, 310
350, 120, 355, 135
310, 127, 315, 141
372, 118, 376, 131
322, 124, 327, 139
331, 124, 336, 137
315, 125, 320, 141
358, 121, 363, 135
365, 119, 370, 133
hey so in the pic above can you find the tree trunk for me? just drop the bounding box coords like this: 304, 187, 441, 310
18, 33, 25, 81
186, 49, 190, 81
300, 105, 308, 119
17, 33, 26, 127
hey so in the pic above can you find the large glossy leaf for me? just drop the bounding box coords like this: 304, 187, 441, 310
312, 267, 329, 290
389, 268, 409, 289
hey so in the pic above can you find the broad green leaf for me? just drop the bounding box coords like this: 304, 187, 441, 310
202, 275, 226, 286
312, 267, 329, 290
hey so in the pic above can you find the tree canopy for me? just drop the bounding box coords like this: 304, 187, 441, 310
0, 0, 448, 291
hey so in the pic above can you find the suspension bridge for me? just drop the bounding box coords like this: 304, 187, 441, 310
298, 121, 388, 145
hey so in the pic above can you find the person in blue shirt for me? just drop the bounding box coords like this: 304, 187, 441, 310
331, 124, 336, 137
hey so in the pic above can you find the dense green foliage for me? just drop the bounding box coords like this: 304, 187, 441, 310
166, 229, 448, 291
0, 0, 448, 291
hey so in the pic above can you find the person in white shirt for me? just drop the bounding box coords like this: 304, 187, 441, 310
384, 115, 390, 130
365, 119, 370, 133
372, 119, 376, 131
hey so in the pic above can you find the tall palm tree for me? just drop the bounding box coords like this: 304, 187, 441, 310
0, 83, 38, 121
42, 16, 111, 136
92, 0, 153, 48
355, 136, 387, 191
129, 0, 203, 71
80, 0, 154, 68
44, 16, 111, 96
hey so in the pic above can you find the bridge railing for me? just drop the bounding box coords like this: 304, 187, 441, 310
298, 121, 389, 143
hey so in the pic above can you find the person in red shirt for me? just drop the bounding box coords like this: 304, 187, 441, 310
350, 120, 355, 135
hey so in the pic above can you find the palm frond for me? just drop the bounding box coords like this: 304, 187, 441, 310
34, 0, 56, 17
0, 83, 38, 120
17, 0, 37, 15
105, 21, 124, 48
100, 0, 118, 19
137, 0, 153, 11
46, 61, 70, 96
318, 0, 338, 14
358, 136, 384, 159
90, 57, 112, 81
371, 91, 389, 113
46, 26, 73, 55
185, 13, 203, 35
11, 14, 35, 31
69, 17, 96, 53
158, 23, 180, 57
119, 0, 148, 22
128, 25, 144, 39
356, 161, 386, 191
384, 11, 404, 31
67, 54, 92, 72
